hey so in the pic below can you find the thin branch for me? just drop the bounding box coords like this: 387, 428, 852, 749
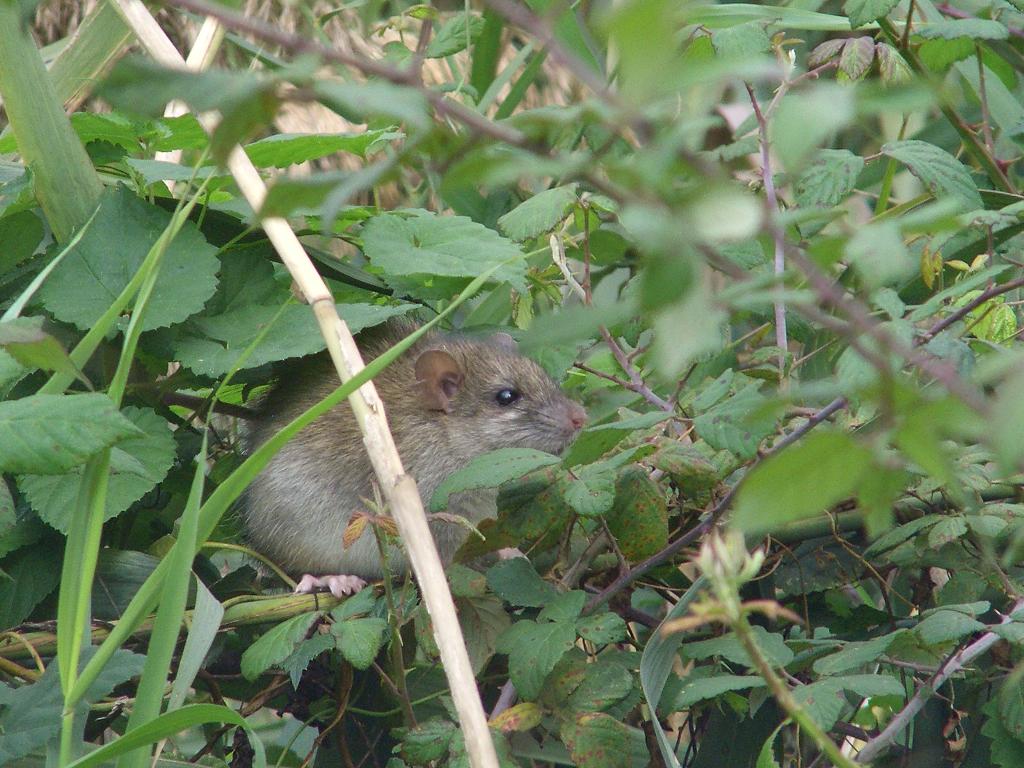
919, 276, 1024, 341
745, 82, 788, 385
854, 598, 1024, 763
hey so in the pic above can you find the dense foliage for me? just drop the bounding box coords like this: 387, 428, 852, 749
5, 0, 1024, 765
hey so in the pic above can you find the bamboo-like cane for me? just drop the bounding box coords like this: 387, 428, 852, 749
107, 3, 500, 765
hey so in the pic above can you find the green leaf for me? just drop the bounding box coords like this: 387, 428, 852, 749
398, 719, 457, 763
497, 618, 578, 700
240, 612, 320, 680
983, 697, 1024, 768
0, 393, 140, 474
38, 185, 220, 332
711, 21, 771, 58
244, 129, 402, 167
563, 461, 617, 517
812, 631, 904, 675
281, 633, 334, 689
605, 466, 668, 561
0, 209, 44, 275
771, 84, 855, 171
457, 593, 511, 674
683, 626, 795, 668
425, 12, 486, 57
837, 36, 875, 81
315, 81, 430, 132
538, 591, 586, 622
0, 544, 62, 629
430, 447, 561, 511
577, 612, 629, 646
563, 660, 636, 714
672, 672, 766, 708
0, 318, 89, 386
0, 648, 145, 765
486, 557, 557, 607
20, 407, 177, 533
561, 712, 649, 768
692, 384, 779, 460
0, 481, 12, 535
795, 149, 864, 208
915, 610, 986, 646
331, 616, 388, 669
881, 140, 983, 211
170, 252, 415, 376
732, 430, 874, 535
927, 516, 968, 549
914, 19, 1009, 40
844, 0, 899, 28
362, 209, 526, 294
497, 184, 578, 241
845, 220, 912, 287
563, 412, 672, 467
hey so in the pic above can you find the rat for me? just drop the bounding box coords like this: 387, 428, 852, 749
243, 319, 586, 597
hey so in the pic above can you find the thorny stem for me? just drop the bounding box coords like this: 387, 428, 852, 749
854, 598, 1024, 762
745, 82, 788, 386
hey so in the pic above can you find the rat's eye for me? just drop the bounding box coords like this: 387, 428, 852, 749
494, 388, 521, 406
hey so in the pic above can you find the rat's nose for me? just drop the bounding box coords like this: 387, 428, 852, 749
568, 403, 587, 431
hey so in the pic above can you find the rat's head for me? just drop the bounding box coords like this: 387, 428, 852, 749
412, 331, 586, 456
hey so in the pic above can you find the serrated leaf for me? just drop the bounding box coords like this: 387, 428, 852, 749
812, 631, 904, 675
564, 660, 635, 714
532, 592, 583, 625
21, 407, 177, 533
683, 626, 794, 668
240, 612, 320, 680
497, 184, 578, 241
458, 593, 511, 674
490, 702, 543, 733
606, 466, 668, 561
927, 516, 968, 549
692, 384, 780, 460
0, 318, 90, 386
0, 394, 140, 474
732, 430, 874, 535
361, 209, 525, 293
915, 610, 986, 646
672, 673, 766, 708
280, 633, 335, 689
496, 619, 577, 700
881, 140, 982, 211
875, 42, 912, 82
563, 462, 617, 517
914, 19, 1009, 40
711, 21, 771, 58
807, 38, 846, 68
563, 412, 671, 467
430, 447, 561, 511
577, 612, 629, 646
486, 557, 557, 607
983, 697, 1024, 768
795, 149, 864, 208
0, 544, 62, 629
838, 36, 875, 81
331, 616, 388, 669
398, 719, 457, 763
425, 12, 486, 57
38, 186, 219, 332
244, 129, 402, 168
561, 712, 648, 768
844, 0, 899, 28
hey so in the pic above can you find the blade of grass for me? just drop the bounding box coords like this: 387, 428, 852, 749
470, 9, 504, 101
117, 434, 208, 768
65, 703, 266, 768
495, 49, 548, 120
478, 41, 534, 115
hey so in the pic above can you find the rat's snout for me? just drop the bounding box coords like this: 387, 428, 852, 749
567, 402, 587, 431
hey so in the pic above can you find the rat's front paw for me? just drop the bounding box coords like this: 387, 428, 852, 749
295, 573, 367, 598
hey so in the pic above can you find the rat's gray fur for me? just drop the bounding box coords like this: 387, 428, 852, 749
243, 320, 584, 579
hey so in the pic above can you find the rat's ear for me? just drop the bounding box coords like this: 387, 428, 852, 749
491, 332, 518, 352
414, 349, 464, 412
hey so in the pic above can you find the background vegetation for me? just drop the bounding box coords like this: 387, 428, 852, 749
3, 0, 1024, 765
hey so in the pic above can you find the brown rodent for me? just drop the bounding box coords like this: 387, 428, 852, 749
243, 319, 585, 593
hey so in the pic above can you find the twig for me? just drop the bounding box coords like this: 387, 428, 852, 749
854, 599, 1024, 763
599, 328, 675, 412
919, 276, 1024, 341
745, 83, 788, 385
